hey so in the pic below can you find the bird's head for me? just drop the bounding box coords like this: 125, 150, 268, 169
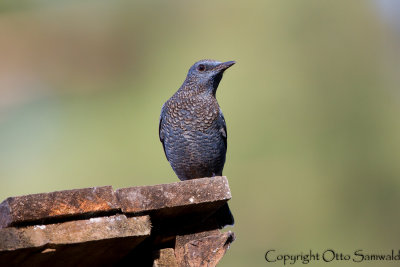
184, 59, 235, 96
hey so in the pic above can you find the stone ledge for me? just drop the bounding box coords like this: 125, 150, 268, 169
0, 177, 231, 229
0, 176, 234, 266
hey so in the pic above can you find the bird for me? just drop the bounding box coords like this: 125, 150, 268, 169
159, 59, 235, 227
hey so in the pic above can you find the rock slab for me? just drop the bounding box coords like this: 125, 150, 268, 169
0, 186, 119, 228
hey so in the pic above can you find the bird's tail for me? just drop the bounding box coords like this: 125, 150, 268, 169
215, 202, 234, 228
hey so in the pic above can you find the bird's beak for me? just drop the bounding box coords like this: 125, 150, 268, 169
215, 61, 236, 72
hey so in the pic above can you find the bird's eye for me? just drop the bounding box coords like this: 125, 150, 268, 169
197, 64, 206, 72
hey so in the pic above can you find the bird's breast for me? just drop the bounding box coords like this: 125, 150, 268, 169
165, 97, 219, 132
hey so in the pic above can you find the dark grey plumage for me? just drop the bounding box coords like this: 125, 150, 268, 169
159, 59, 235, 226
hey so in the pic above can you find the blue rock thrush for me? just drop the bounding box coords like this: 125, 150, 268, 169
159, 59, 235, 227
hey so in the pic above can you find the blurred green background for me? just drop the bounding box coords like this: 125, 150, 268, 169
1, 0, 400, 266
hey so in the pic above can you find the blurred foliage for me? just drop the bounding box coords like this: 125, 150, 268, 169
1, 1, 400, 266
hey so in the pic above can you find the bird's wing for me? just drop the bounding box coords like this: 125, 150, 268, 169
159, 103, 169, 161
219, 109, 227, 150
